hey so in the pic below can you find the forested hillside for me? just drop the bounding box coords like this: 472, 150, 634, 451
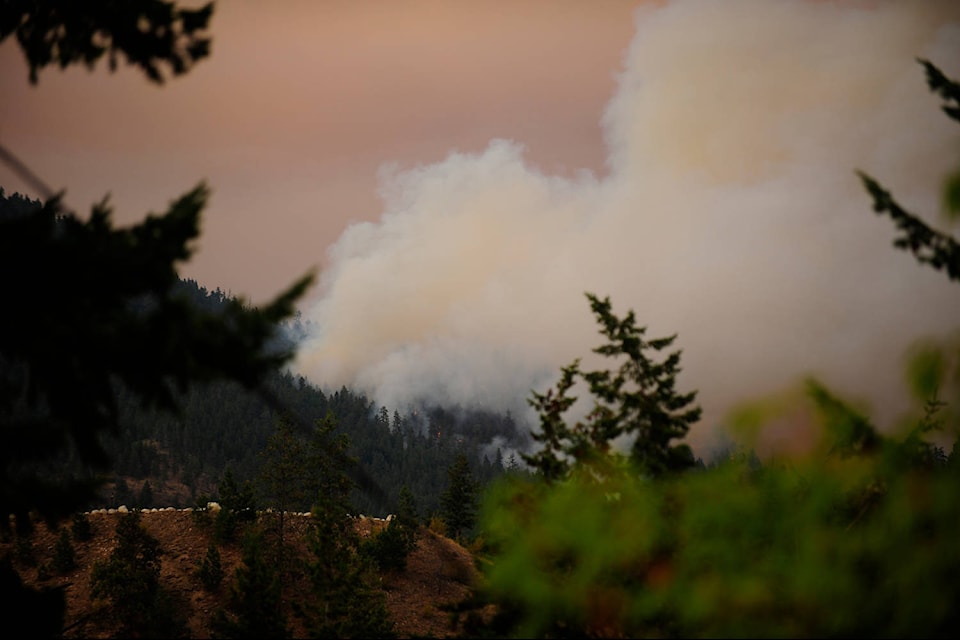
108, 350, 530, 519
1, 188, 529, 522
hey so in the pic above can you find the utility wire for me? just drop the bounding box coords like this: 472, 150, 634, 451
0, 142, 76, 216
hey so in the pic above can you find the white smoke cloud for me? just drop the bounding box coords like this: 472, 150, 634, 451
294, 0, 960, 452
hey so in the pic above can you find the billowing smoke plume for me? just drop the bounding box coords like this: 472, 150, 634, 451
294, 0, 960, 452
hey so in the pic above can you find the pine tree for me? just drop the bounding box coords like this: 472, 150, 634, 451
50, 528, 76, 574
113, 478, 133, 507
300, 414, 354, 513
397, 484, 419, 526
214, 465, 256, 544
439, 453, 478, 541
362, 483, 418, 574
212, 530, 289, 639
257, 417, 309, 605
523, 293, 701, 481
137, 480, 154, 509
70, 512, 93, 542
295, 414, 394, 638
90, 510, 186, 637
259, 418, 308, 515
218, 466, 256, 516
361, 517, 417, 573
522, 362, 581, 483
197, 542, 224, 592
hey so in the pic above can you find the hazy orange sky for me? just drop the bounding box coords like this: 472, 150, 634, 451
3, 1, 959, 451
1, 0, 639, 305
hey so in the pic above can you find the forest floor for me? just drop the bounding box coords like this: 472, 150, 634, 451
2, 509, 495, 638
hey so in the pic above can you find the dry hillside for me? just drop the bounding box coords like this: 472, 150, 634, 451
2, 509, 493, 638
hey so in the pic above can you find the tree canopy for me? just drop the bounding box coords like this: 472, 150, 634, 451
0, 0, 213, 84
856, 58, 960, 282
1, 4, 314, 633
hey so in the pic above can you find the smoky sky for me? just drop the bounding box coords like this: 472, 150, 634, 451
0, 1, 637, 305
292, 0, 960, 452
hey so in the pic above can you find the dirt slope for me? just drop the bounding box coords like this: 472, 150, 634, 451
2, 509, 490, 638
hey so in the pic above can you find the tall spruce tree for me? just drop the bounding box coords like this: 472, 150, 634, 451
523, 293, 701, 481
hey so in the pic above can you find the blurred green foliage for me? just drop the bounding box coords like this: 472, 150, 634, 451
480, 387, 959, 637
921, 58, 960, 222
477, 58, 960, 639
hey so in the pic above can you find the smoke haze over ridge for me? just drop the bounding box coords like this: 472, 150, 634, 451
293, 0, 960, 452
